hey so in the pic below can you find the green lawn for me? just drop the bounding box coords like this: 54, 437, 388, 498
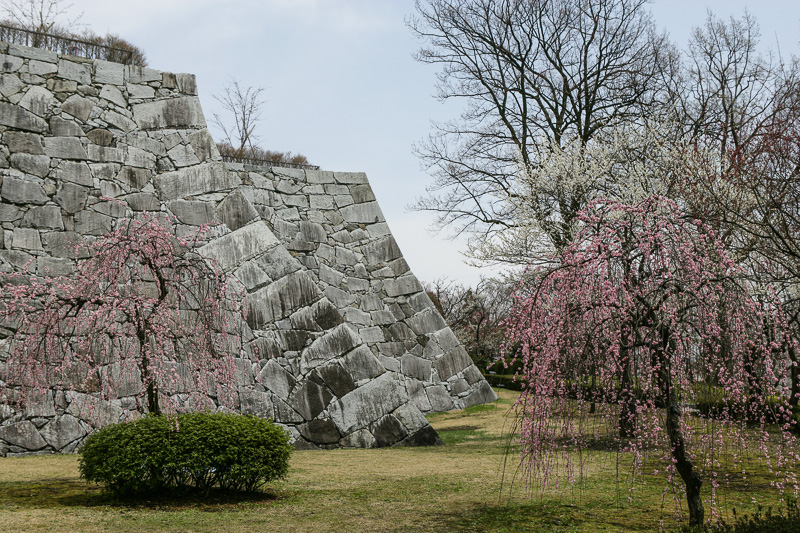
0, 388, 791, 532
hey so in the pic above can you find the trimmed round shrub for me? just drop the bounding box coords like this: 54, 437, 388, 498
79, 412, 291, 496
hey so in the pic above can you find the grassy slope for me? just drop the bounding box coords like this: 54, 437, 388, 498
0, 388, 789, 532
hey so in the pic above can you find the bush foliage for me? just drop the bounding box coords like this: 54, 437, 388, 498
79, 412, 291, 496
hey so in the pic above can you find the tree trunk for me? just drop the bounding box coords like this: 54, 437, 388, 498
666, 403, 704, 526
618, 345, 636, 440
137, 326, 160, 416
656, 324, 704, 526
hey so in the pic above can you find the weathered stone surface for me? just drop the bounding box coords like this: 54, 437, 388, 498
199, 221, 279, 271
328, 373, 408, 434
4, 132, 44, 154
254, 244, 301, 281
86, 128, 113, 146
0, 53, 23, 72
316, 362, 357, 398
28, 59, 57, 75
61, 94, 93, 122
257, 360, 295, 400
340, 428, 376, 448
22, 205, 64, 229
166, 199, 213, 225
334, 171, 368, 184
155, 162, 240, 200
12, 227, 42, 250
18, 86, 54, 117
393, 403, 430, 433
66, 393, 125, 427
132, 96, 205, 129
0, 102, 47, 132
343, 345, 386, 382
10, 153, 49, 176
246, 271, 321, 329
50, 116, 84, 137
406, 309, 448, 336
289, 380, 333, 420
41, 231, 90, 258
188, 129, 217, 162
37, 256, 73, 276
371, 414, 408, 447
300, 323, 360, 371
363, 236, 402, 265
45, 137, 88, 160
39, 414, 86, 450
299, 418, 341, 445
215, 189, 259, 231
339, 201, 384, 224
74, 209, 112, 235
0, 421, 47, 450
462, 380, 498, 408
58, 59, 91, 84
125, 192, 160, 211
94, 60, 124, 85
401, 354, 433, 382
425, 385, 455, 412
433, 346, 473, 381
239, 389, 274, 418
54, 161, 93, 186
384, 274, 423, 297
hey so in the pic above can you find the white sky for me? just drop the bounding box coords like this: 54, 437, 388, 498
40, 0, 800, 286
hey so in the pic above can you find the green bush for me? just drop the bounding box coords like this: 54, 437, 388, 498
79, 412, 291, 496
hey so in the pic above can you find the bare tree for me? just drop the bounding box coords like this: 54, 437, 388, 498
1, 0, 81, 37
211, 80, 266, 159
408, 0, 668, 255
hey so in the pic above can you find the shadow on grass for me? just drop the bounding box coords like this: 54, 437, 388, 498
441, 501, 664, 532
0, 479, 280, 510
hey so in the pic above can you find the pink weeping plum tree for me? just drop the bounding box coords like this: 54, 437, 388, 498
506, 196, 799, 527
0, 212, 245, 418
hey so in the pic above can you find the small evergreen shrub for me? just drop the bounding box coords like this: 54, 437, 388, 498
79, 412, 291, 496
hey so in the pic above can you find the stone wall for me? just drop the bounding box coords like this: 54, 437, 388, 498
0, 41, 496, 455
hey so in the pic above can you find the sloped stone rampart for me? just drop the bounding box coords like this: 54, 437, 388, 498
0, 41, 496, 455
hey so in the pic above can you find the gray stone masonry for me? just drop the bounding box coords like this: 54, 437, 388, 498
0, 41, 496, 455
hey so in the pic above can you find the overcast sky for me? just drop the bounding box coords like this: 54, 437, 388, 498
39, 0, 800, 286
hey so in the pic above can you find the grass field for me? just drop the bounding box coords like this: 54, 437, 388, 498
0, 388, 792, 532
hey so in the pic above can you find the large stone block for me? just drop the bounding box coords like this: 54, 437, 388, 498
18, 86, 54, 117
300, 323, 360, 372
154, 162, 240, 200
168, 200, 215, 225
39, 414, 86, 451
44, 137, 88, 160
339, 201, 384, 224
433, 346, 474, 381
0, 421, 47, 450
383, 274, 423, 297
215, 189, 259, 231
10, 153, 50, 176
4, 132, 44, 154
289, 379, 333, 420
22, 205, 64, 230
257, 360, 296, 400
298, 418, 341, 445
328, 373, 408, 434
406, 309, 448, 336
342, 345, 385, 382
61, 94, 94, 122
198, 221, 280, 272
0, 102, 47, 132
246, 271, 321, 329
132, 96, 206, 129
